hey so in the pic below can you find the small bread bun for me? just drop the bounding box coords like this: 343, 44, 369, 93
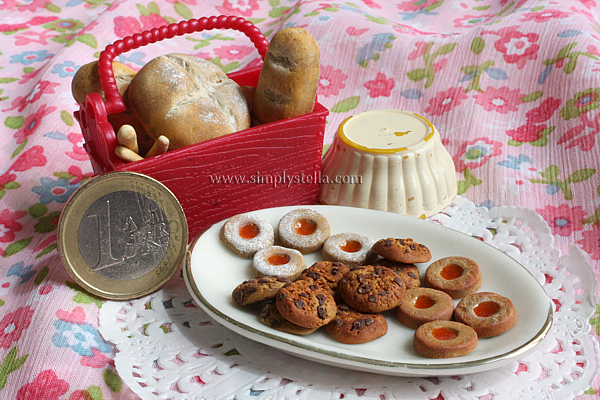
252, 27, 320, 124
71, 61, 153, 155
128, 53, 251, 150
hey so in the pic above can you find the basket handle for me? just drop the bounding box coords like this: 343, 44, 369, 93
97, 15, 269, 115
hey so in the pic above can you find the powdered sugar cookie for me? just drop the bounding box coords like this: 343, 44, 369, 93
220, 213, 274, 259
252, 245, 306, 280
322, 232, 377, 267
277, 209, 331, 254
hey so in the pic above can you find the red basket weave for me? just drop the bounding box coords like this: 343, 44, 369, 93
74, 16, 328, 240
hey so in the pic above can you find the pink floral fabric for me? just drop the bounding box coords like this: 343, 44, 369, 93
1, 0, 600, 398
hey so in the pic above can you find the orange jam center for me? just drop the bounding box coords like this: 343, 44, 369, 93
267, 254, 290, 265
440, 263, 464, 280
340, 240, 362, 253
294, 219, 317, 235
431, 327, 459, 341
239, 223, 259, 239
414, 296, 435, 309
474, 301, 500, 318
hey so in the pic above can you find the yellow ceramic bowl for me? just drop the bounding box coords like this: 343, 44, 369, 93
319, 109, 457, 218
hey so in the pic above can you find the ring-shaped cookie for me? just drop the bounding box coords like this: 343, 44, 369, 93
278, 209, 331, 254
322, 232, 377, 267
396, 287, 454, 329
252, 246, 306, 281
424, 256, 482, 299
220, 213, 274, 259
453, 292, 517, 337
413, 320, 478, 359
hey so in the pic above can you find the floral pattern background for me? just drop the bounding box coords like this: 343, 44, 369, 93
1, 0, 600, 398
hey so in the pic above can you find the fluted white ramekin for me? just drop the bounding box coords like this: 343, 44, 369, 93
319, 109, 457, 218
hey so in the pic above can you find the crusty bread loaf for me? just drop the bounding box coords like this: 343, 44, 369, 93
71, 61, 153, 155
252, 27, 320, 124
127, 53, 251, 150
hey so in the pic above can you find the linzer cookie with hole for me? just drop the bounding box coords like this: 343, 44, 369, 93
231, 276, 291, 306
424, 256, 482, 299
413, 320, 478, 358
374, 258, 421, 289
322, 232, 377, 267
260, 302, 318, 335
453, 292, 517, 337
325, 303, 388, 344
252, 245, 306, 281
395, 287, 454, 330
277, 209, 331, 254
296, 261, 350, 295
371, 238, 432, 264
220, 213, 274, 259
275, 279, 337, 328
338, 265, 406, 313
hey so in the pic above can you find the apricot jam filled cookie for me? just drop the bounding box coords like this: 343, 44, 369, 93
396, 287, 454, 329
424, 256, 482, 299
371, 238, 432, 264
453, 292, 517, 337
322, 232, 377, 267
413, 320, 478, 359
220, 213, 274, 259
277, 209, 331, 254
252, 245, 306, 281
338, 265, 406, 313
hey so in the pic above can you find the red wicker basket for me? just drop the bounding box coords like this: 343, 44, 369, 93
74, 16, 328, 240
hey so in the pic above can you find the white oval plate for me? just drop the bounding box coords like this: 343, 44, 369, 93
184, 205, 553, 377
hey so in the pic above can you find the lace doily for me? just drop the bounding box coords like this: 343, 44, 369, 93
98, 197, 600, 400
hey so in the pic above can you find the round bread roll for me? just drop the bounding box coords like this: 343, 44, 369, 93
128, 53, 251, 150
71, 61, 154, 155
252, 27, 320, 124
71, 60, 136, 105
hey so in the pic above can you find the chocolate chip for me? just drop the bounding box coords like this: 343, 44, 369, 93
260, 307, 271, 318
307, 271, 320, 279
234, 290, 244, 304
257, 277, 270, 283
353, 319, 365, 330
332, 267, 340, 275
368, 294, 378, 303
408, 272, 417, 279
283, 283, 291, 288
374, 267, 382, 276
358, 273, 365, 282
357, 283, 372, 294
405, 248, 410, 253
309, 284, 319, 291
410, 244, 417, 250
398, 239, 405, 245
299, 292, 308, 298
332, 318, 343, 327
350, 266, 362, 271
277, 277, 290, 282
333, 262, 343, 267
338, 304, 350, 312
393, 277, 404, 287
270, 319, 281, 328
365, 318, 374, 326
277, 292, 286, 301
316, 293, 326, 305
379, 290, 388, 296
294, 299, 305, 309
317, 306, 326, 319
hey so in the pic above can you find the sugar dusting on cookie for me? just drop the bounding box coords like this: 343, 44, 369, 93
252, 246, 306, 280
220, 213, 274, 259
322, 232, 377, 267
277, 209, 331, 254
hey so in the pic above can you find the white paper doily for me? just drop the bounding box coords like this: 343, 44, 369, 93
99, 197, 600, 400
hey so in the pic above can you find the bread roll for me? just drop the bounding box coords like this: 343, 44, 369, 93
128, 53, 251, 150
252, 27, 320, 124
71, 61, 154, 155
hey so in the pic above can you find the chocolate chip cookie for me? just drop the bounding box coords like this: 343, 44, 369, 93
296, 261, 350, 294
260, 302, 318, 335
231, 276, 291, 306
325, 303, 388, 344
371, 238, 432, 264
275, 279, 337, 328
338, 265, 406, 313
374, 258, 421, 289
